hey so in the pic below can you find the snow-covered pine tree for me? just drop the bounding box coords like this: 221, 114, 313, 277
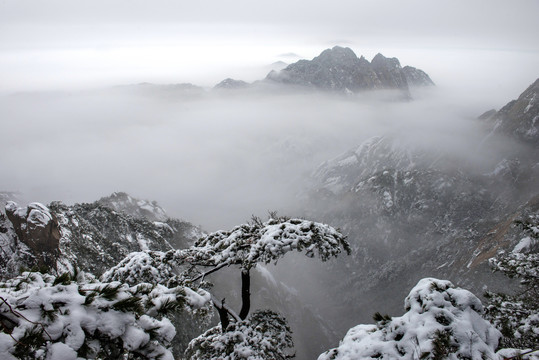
185, 215, 349, 324
103, 214, 349, 359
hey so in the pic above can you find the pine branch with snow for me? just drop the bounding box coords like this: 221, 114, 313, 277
59, 215, 348, 358
189, 215, 349, 270
101, 249, 193, 287
0, 271, 211, 359
485, 216, 539, 351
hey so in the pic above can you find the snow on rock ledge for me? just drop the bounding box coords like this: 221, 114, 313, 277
319, 278, 501, 360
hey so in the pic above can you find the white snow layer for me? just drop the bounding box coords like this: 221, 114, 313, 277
0, 271, 209, 359
319, 278, 502, 360
513, 236, 535, 253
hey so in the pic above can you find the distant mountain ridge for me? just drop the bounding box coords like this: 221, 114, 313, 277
265, 46, 434, 96
97, 191, 168, 222
113, 46, 434, 98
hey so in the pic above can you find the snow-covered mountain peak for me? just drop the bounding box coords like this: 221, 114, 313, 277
214, 78, 249, 90
265, 46, 432, 97
371, 53, 401, 69
316, 46, 359, 65
402, 65, 435, 87
97, 191, 168, 222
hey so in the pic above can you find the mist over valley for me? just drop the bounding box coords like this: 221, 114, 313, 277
1, 1, 538, 359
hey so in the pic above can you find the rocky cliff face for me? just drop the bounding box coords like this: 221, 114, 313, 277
266, 46, 433, 97
297, 79, 539, 335
482, 78, 539, 144
480, 78, 539, 203
0, 210, 38, 277
4, 202, 60, 269
0, 193, 204, 278
402, 65, 435, 87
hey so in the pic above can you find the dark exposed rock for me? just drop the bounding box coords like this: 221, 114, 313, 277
479, 109, 497, 120
0, 213, 37, 278
402, 65, 435, 87
5, 201, 60, 268
484, 78, 539, 144
371, 53, 409, 92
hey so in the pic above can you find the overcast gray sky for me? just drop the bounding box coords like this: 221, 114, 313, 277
0, 0, 538, 94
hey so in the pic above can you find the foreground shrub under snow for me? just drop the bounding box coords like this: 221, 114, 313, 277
319, 278, 502, 360
185, 309, 294, 360
0, 271, 210, 360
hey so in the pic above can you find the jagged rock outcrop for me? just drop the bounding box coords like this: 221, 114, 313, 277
308, 133, 502, 276
51, 201, 175, 275
265, 46, 432, 97
0, 211, 38, 277
0, 193, 204, 278
371, 53, 409, 92
97, 191, 168, 222
97, 192, 204, 250
5, 202, 60, 268
402, 65, 435, 87
313, 136, 420, 194
482, 78, 539, 144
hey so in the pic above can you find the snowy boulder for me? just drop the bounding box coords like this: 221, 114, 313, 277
319, 278, 501, 360
5, 201, 60, 263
